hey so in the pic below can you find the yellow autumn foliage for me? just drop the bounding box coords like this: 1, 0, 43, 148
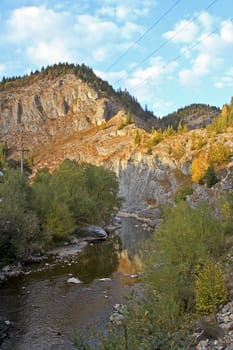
191, 151, 209, 183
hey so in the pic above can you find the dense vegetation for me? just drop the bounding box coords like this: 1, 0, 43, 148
76, 198, 233, 349
0, 159, 120, 265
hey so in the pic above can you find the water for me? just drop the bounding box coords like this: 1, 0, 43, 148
0, 217, 151, 350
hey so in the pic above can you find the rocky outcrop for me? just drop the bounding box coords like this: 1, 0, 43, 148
0, 74, 120, 151
1, 73, 233, 217
195, 302, 233, 350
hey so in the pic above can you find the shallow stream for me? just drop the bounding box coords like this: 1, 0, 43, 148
0, 217, 151, 350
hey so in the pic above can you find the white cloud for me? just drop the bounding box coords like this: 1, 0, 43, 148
73, 14, 142, 62
3, 4, 142, 67
221, 20, 233, 43
74, 15, 120, 44
96, 0, 157, 21
95, 69, 126, 83
6, 6, 64, 42
179, 52, 220, 87
193, 53, 213, 75
198, 12, 213, 32
179, 69, 201, 88
27, 40, 73, 66
215, 67, 233, 88
163, 20, 199, 43
123, 57, 177, 104
172, 14, 233, 88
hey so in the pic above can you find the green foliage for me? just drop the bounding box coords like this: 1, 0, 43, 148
174, 185, 193, 203
0, 143, 8, 169
195, 260, 227, 314
44, 203, 76, 241
74, 200, 231, 349
0, 161, 120, 264
144, 203, 225, 312
203, 165, 218, 188
220, 193, 233, 235
0, 169, 39, 261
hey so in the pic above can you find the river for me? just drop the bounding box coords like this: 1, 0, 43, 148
0, 217, 151, 350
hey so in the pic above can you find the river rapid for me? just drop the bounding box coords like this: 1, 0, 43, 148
0, 217, 151, 350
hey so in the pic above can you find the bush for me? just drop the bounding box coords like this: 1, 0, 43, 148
174, 185, 193, 203
195, 260, 227, 314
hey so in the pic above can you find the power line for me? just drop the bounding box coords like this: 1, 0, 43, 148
130, 17, 233, 93
105, 0, 182, 72
114, 0, 219, 86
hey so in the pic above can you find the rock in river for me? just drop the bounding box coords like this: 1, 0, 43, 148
67, 277, 82, 284
76, 225, 108, 241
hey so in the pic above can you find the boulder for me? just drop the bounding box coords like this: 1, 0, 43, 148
76, 225, 108, 241
67, 277, 82, 284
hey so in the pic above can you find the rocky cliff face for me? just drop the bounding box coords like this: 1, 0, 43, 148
0, 73, 232, 219
0, 74, 122, 151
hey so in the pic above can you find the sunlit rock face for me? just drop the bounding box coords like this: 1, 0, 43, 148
0, 73, 232, 216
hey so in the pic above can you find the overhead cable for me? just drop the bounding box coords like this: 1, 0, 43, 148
105, 0, 182, 72
130, 17, 233, 92
114, 0, 219, 86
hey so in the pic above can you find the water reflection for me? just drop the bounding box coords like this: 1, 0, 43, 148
0, 217, 151, 350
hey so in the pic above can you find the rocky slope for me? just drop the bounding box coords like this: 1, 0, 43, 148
0, 70, 232, 219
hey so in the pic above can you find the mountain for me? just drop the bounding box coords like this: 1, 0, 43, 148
160, 103, 221, 130
0, 64, 232, 219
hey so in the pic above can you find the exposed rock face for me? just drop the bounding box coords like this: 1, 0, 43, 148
0, 74, 232, 217
0, 74, 119, 151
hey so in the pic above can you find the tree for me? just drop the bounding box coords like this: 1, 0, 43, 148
191, 151, 209, 183
203, 165, 218, 187
0, 169, 39, 261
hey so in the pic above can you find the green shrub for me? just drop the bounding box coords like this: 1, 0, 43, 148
174, 186, 193, 203
195, 260, 227, 314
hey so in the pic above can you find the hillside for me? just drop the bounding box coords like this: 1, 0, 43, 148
0, 64, 233, 217
160, 103, 220, 130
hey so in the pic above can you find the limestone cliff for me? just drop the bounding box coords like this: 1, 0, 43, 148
0, 70, 232, 218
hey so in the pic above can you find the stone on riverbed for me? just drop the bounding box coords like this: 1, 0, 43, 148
67, 277, 82, 284
0, 320, 13, 346
76, 225, 108, 241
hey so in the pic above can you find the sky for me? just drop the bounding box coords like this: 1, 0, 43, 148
0, 0, 232, 116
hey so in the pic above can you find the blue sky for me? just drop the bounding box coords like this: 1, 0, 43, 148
0, 0, 232, 116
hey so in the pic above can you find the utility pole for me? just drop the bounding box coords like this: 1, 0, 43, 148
16, 128, 29, 176
17, 146, 29, 176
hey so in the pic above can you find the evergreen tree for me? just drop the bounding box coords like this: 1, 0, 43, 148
203, 165, 218, 187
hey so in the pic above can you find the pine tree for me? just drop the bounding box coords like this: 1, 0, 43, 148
203, 165, 218, 188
